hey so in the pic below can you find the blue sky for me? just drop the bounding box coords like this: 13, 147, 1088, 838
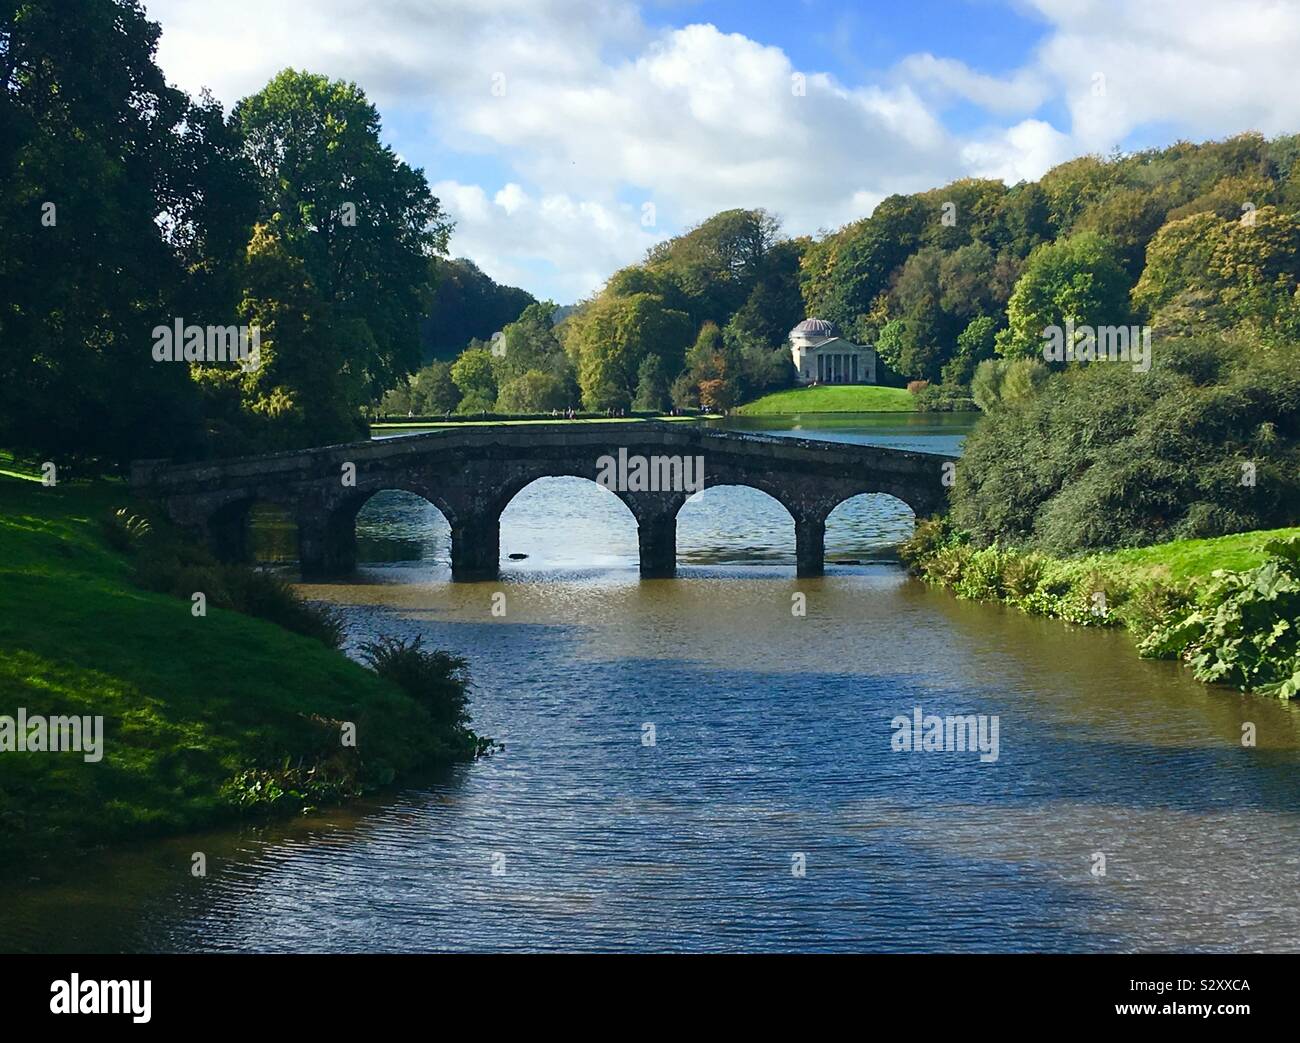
146, 0, 1300, 303
645, 0, 1048, 89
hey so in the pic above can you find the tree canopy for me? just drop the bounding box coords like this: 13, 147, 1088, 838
1, 3, 453, 466
8, 1, 1300, 522
421, 257, 534, 361
233, 69, 451, 402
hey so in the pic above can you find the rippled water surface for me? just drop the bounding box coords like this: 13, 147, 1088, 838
6, 414, 1300, 953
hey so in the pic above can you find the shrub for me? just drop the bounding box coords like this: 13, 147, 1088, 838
953, 545, 1009, 600
901, 520, 986, 589
927, 543, 973, 586
1055, 566, 1118, 625
953, 337, 1300, 554
100, 507, 152, 551
908, 523, 1300, 698
1000, 357, 1049, 405
221, 761, 361, 816
1121, 577, 1194, 636
899, 516, 955, 568
222, 568, 345, 648
970, 358, 1006, 412
1000, 550, 1046, 598
358, 635, 472, 731
1139, 537, 1300, 698
905, 522, 1146, 627
914, 383, 976, 412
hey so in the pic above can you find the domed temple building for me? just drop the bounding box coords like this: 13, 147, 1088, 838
788, 318, 878, 385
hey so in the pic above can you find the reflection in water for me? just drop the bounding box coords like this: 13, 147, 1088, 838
709, 411, 974, 456
355, 490, 450, 566
8, 414, 1300, 953
248, 502, 297, 563
678, 484, 794, 565
303, 478, 917, 572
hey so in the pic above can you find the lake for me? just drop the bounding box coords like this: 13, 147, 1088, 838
5, 411, 1299, 953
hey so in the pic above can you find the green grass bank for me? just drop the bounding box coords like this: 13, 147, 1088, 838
0, 469, 479, 873
735, 385, 916, 415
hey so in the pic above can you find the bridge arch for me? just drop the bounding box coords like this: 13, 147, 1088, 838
202, 490, 300, 565
249, 501, 298, 564
346, 483, 459, 529
498, 475, 639, 568
824, 491, 918, 564
675, 482, 797, 567
485, 465, 646, 523
456, 467, 693, 581
300, 483, 459, 578
355, 488, 453, 567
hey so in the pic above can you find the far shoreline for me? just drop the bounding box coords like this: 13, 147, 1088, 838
368, 391, 981, 428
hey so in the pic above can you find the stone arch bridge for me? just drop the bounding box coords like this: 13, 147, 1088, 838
130, 422, 957, 580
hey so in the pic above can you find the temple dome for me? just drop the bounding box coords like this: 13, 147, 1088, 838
791, 318, 839, 337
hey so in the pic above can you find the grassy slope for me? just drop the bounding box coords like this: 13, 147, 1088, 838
0, 472, 443, 870
1095, 527, 1300, 580
735, 385, 915, 415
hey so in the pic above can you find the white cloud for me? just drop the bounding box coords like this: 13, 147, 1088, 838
961, 119, 1075, 184
898, 53, 1050, 115
432, 181, 658, 301
145, 0, 646, 109
1027, 0, 1300, 151
144, 1, 971, 296
454, 25, 964, 237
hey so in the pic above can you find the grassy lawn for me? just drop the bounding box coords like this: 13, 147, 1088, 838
1096, 526, 1300, 580
0, 469, 448, 873
735, 385, 916, 415
0, 450, 44, 482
